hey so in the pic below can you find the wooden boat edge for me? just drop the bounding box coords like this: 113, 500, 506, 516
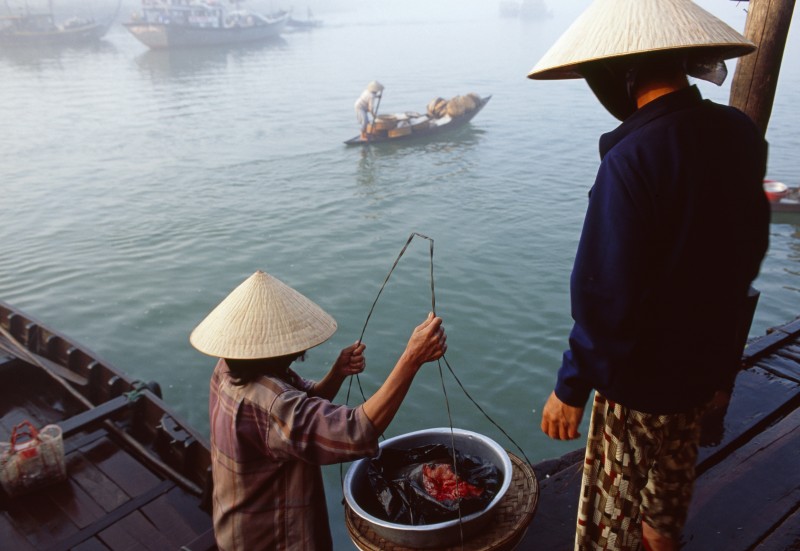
0, 300, 212, 493
344, 95, 492, 146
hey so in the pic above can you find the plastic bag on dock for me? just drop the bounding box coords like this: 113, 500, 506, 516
0, 420, 66, 497
366, 443, 500, 525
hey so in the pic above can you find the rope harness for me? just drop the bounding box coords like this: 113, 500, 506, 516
342, 232, 534, 547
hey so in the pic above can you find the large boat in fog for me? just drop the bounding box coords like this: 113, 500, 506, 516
498, 0, 551, 20
124, 0, 288, 49
0, 1, 116, 46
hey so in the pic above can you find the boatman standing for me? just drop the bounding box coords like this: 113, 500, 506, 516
354, 80, 384, 140
529, 1, 770, 550
190, 270, 446, 550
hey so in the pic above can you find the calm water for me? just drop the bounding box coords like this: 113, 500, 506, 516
2, 2, 799, 547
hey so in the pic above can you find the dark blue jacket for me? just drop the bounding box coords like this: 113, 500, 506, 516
555, 85, 770, 414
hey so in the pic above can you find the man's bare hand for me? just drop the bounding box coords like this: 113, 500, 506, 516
541, 391, 584, 440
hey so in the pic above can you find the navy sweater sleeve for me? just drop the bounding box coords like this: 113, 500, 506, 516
555, 154, 654, 408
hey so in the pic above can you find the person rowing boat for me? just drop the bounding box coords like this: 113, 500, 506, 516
354, 80, 383, 140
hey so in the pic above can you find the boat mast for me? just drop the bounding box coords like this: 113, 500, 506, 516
729, 0, 796, 136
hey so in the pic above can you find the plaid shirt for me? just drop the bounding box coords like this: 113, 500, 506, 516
209, 359, 378, 550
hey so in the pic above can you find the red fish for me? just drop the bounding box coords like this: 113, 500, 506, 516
422, 463, 483, 501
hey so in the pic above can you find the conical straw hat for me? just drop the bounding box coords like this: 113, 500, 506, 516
190, 270, 337, 359
528, 0, 755, 80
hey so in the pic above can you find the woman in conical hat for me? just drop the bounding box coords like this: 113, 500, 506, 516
528, 0, 756, 120
191, 270, 446, 551
530, 1, 770, 550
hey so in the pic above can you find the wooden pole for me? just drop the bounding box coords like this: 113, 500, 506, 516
729, 0, 796, 136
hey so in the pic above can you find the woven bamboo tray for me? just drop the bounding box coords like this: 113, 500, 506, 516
344, 452, 538, 551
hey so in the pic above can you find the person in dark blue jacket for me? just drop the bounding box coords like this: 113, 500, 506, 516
528, 1, 770, 550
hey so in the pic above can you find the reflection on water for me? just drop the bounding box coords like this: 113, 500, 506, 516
133, 37, 289, 78
0, 39, 117, 69
355, 125, 485, 190
771, 212, 800, 228
785, 222, 800, 291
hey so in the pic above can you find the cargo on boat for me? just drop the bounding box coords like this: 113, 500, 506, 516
345, 94, 491, 146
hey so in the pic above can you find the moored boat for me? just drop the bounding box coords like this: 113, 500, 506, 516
498, 0, 551, 20
286, 7, 322, 30
345, 94, 491, 146
0, 301, 216, 550
0, 2, 116, 46
763, 180, 800, 213
124, 0, 288, 49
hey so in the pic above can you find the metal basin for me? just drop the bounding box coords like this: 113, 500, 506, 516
343, 427, 513, 548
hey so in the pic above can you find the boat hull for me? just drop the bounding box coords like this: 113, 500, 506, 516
345, 96, 492, 146
0, 22, 110, 46
0, 301, 215, 549
124, 19, 286, 49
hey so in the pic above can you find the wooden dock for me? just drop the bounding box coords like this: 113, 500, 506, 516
519, 316, 800, 550
3, 303, 799, 550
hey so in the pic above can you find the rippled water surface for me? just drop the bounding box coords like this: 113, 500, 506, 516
2, 2, 798, 547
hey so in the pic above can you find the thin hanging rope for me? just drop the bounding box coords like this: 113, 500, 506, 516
437, 359, 465, 548
440, 353, 533, 466
345, 232, 534, 458
341, 232, 534, 530
341, 233, 427, 486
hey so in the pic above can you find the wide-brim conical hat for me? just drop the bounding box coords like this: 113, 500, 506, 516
528, 0, 755, 80
190, 270, 337, 359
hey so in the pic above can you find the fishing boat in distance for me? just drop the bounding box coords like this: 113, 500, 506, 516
345, 93, 491, 146
124, 0, 288, 49
286, 7, 322, 30
0, 1, 117, 46
498, 0, 552, 20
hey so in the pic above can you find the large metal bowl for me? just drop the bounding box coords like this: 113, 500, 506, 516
343, 427, 513, 548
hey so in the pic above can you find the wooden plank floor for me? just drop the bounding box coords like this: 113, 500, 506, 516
0, 356, 215, 551
518, 319, 800, 550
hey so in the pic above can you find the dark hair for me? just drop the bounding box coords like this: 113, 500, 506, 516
225, 352, 304, 386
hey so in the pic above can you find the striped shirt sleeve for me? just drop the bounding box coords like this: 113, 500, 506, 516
261, 383, 379, 465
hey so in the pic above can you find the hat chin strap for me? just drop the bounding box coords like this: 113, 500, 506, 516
686, 56, 728, 86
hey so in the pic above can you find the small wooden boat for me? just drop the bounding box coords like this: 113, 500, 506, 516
345, 95, 491, 146
766, 184, 800, 213
0, 301, 216, 550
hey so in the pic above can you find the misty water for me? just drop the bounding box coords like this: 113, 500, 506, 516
1, 1, 799, 547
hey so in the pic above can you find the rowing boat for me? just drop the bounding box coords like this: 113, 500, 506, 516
345, 95, 491, 146
0, 301, 216, 550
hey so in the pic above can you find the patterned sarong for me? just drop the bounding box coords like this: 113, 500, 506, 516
575, 392, 704, 551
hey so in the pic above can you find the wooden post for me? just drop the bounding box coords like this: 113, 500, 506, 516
729, 0, 796, 136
